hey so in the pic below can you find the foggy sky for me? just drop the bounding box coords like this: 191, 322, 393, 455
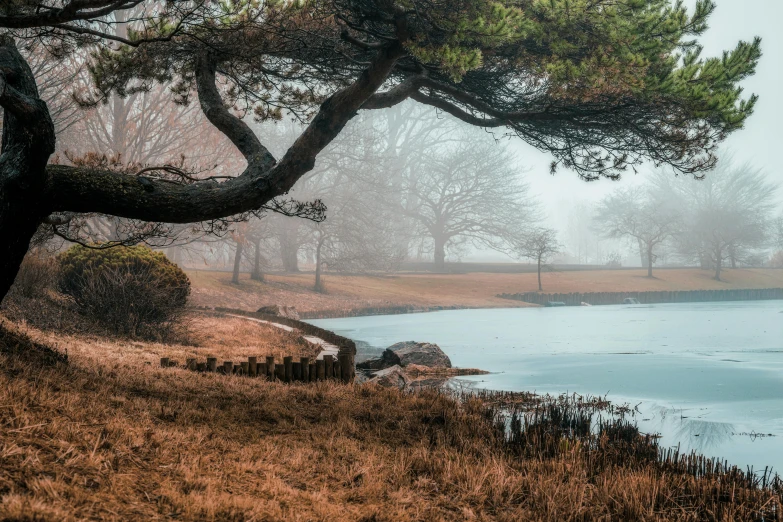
497, 0, 782, 256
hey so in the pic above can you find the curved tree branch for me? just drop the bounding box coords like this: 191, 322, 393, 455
195, 52, 273, 166
0, 0, 143, 29
43, 42, 407, 223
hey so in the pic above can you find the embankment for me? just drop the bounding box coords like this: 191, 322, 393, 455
500, 287, 783, 306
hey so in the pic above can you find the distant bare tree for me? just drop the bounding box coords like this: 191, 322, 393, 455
659, 159, 777, 280
518, 228, 560, 291
595, 186, 681, 278
400, 135, 539, 271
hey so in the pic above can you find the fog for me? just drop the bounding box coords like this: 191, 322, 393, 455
14, 0, 781, 271
486, 0, 783, 263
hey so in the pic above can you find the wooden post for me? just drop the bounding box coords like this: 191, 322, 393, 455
316, 359, 325, 381
284, 356, 293, 383
248, 357, 258, 377
292, 362, 301, 381
300, 357, 310, 382
324, 355, 334, 380
339, 354, 353, 383
266, 356, 275, 381
240, 362, 249, 376
160, 357, 170, 368
336, 362, 342, 381
207, 357, 217, 372
309, 362, 316, 382
186, 358, 197, 371
223, 361, 233, 375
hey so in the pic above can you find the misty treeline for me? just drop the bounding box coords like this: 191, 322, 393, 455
158, 104, 550, 286
15, 42, 549, 283
0, 0, 766, 300
591, 159, 781, 280
10, 37, 781, 287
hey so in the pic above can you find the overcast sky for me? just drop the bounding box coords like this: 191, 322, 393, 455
502, 0, 782, 241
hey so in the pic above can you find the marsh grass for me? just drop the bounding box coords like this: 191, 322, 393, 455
0, 319, 781, 521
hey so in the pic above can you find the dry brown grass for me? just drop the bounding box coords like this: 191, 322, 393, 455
1, 317, 780, 521
188, 268, 783, 315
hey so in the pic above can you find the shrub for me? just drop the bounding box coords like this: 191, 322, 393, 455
58, 245, 190, 338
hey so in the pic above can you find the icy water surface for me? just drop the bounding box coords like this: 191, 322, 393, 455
309, 301, 783, 472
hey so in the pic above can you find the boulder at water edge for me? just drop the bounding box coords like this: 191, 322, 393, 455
357, 341, 452, 371
388, 341, 452, 368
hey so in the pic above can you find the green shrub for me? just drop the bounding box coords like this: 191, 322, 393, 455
57, 245, 190, 338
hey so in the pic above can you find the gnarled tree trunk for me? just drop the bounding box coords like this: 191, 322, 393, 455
433, 236, 446, 273
231, 240, 243, 284
0, 38, 56, 301
251, 238, 264, 281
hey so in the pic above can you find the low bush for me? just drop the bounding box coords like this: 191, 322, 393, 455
57, 245, 190, 339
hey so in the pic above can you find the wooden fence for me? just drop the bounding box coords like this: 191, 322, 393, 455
499, 288, 783, 306
161, 353, 354, 384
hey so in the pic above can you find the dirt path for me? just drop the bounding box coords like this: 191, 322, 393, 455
226, 313, 339, 360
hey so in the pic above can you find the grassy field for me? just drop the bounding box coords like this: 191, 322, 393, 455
1, 318, 780, 521
188, 267, 783, 315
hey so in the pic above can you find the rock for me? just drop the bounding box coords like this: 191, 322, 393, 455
387, 341, 452, 368
356, 349, 399, 371
357, 341, 452, 371
367, 365, 409, 388
257, 304, 300, 320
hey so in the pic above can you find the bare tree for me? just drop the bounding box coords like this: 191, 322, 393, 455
659, 159, 777, 280
400, 135, 539, 271
518, 228, 560, 291
595, 186, 681, 277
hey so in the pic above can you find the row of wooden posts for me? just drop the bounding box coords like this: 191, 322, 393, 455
160, 354, 355, 384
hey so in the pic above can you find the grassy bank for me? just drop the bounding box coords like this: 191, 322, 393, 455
187, 268, 783, 316
1, 318, 781, 521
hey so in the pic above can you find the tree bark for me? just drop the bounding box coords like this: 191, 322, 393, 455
714, 248, 722, 281
537, 256, 542, 291
0, 37, 56, 301
314, 235, 325, 293
231, 240, 243, 284
251, 238, 264, 281
279, 229, 300, 272
647, 245, 654, 278
433, 237, 446, 272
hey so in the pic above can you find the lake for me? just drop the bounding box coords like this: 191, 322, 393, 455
309, 301, 783, 473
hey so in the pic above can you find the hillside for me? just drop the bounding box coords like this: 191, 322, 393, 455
187, 268, 783, 316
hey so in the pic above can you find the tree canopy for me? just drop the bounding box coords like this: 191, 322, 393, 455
0, 0, 764, 298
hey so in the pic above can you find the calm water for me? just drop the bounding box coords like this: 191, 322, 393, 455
310, 301, 783, 472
